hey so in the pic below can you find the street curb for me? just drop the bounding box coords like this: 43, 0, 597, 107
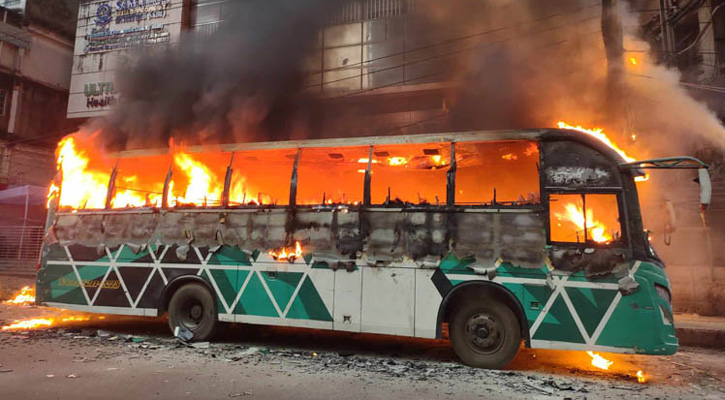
677, 327, 725, 349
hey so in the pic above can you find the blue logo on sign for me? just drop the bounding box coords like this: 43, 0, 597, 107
95, 3, 113, 27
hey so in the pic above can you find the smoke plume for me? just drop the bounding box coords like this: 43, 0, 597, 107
100, 0, 357, 149
93, 0, 725, 158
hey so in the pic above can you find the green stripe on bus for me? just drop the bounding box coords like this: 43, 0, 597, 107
237, 273, 279, 317
286, 276, 333, 322
565, 287, 617, 337
261, 271, 303, 311
210, 269, 238, 307
532, 295, 586, 344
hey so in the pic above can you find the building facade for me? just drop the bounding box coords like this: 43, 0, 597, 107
0, 0, 78, 192
67, 0, 186, 118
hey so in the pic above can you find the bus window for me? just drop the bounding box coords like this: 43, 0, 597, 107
112, 154, 170, 208
455, 141, 539, 206
296, 147, 369, 205
229, 149, 297, 206
370, 143, 450, 205
549, 194, 622, 244
168, 151, 230, 207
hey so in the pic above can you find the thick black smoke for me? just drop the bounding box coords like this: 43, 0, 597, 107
101, 0, 361, 149
96, 0, 725, 156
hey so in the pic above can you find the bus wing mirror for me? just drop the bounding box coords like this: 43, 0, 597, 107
698, 168, 712, 211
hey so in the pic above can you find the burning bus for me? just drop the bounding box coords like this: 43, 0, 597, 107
35, 127, 710, 369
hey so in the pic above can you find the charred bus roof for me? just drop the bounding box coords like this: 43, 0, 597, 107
115, 129, 629, 164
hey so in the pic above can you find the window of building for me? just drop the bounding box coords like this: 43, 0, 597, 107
370, 143, 450, 205
0, 89, 7, 117
296, 146, 369, 205
190, 0, 228, 37
230, 149, 297, 206
455, 141, 540, 206
549, 193, 622, 244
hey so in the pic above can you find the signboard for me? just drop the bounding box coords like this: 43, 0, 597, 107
67, 0, 185, 119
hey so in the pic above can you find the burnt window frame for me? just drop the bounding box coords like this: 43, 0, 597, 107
291, 146, 371, 208
544, 188, 628, 248
219, 149, 299, 209
364, 143, 451, 208
450, 140, 542, 209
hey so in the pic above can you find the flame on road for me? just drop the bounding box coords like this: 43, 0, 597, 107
2, 318, 53, 330
636, 370, 647, 383
587, 351, 614, 370
1, 315, 94, 331
4, 286, 35, 306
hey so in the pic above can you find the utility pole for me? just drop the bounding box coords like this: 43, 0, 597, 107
659, 0, 677, 66
601, 0, 626, 128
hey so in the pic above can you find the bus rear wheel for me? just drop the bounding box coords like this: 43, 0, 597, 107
449, 296, 521, 369
167, 283, 218, 341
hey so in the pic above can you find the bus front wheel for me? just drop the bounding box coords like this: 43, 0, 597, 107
449, 296, 521, 369
167, 283, 218, 341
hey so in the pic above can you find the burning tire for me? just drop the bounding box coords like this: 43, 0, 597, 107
449, 296, 521, 369
167, 283, 218, 341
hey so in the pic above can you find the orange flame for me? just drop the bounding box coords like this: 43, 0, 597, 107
587, 351, 614, 370
1, 315, 93, 331
170, 150, 223, 207
4, 286, 35, 305
388, 157, 409, 166
502, 153, 518, 161
2, 318, 53, 330
269, 241, 303, 262
556, 203, 612, 243
636, 370, 647, 383
49, 136, 163, 210
556, 122, 649, 182
52, 137, 110, 209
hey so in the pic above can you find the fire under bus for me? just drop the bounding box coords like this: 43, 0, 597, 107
35, 129, 711, 369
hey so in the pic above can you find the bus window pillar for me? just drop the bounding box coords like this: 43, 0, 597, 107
161, 166, 173, 209
289, 149, 301, 207
447, 143, 456, 207
364, 146, 373, 207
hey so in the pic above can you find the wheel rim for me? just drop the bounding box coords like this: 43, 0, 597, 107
463, 313, 505, 355
178, 298, 204, 330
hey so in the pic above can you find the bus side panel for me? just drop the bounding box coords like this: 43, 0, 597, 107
361, 265, 415, 336
594, 262, 678, 355
37, 242, 162, 316
415, 268, 442, 339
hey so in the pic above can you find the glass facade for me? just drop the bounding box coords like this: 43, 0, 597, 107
190, 0, 229, 37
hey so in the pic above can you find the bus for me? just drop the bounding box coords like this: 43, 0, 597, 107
35, 128, 711, 369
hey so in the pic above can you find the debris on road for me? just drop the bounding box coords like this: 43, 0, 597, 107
174, 326, 193, 342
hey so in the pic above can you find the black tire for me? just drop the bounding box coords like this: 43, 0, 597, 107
167, 283, 218, 341
449, 295, 521, 369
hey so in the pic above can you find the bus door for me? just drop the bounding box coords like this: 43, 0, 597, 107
535, 139, 630, 346
541, 139, 629, 274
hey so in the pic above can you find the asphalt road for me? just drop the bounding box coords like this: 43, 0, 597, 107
1, 300, 725, 400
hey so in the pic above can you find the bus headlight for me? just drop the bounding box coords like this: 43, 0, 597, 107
654, 283, 672, 304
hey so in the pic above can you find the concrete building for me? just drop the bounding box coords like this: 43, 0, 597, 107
0, 0, 79, 276
0, 0, 79, 191
68, 0, 184, 119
